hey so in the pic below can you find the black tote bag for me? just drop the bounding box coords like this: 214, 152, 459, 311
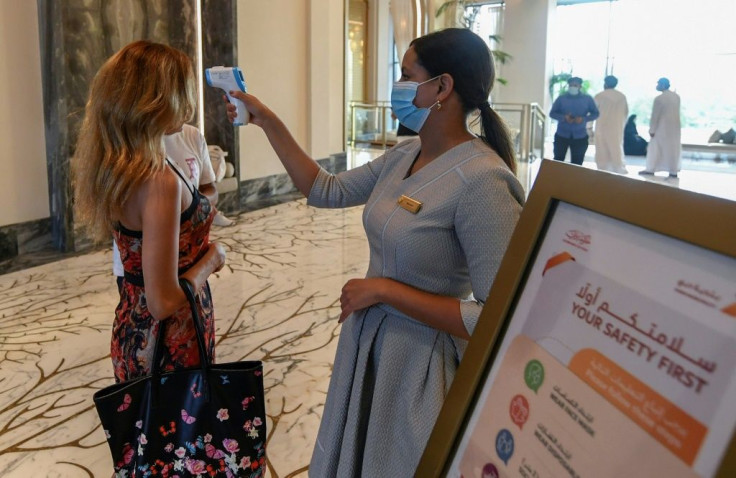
94, 279, 266, 477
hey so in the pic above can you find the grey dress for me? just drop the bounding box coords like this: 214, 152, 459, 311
307, 138, 525, 477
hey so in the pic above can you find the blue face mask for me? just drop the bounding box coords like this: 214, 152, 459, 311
391, 76, 441, 133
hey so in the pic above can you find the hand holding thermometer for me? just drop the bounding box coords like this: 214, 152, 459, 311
205, 66, 249, 126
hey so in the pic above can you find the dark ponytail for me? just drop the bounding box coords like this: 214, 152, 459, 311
411, 28, 516, 174
479, 104, 516, 174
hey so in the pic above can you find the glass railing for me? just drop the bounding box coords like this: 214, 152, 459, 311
348, 101, 546, 163
492, 103, 546, 163
349, 101, 394, 148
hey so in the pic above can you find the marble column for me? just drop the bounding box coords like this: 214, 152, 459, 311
37, 1, 73, 252
201, 0, 240, 214
37, 0, 198, 252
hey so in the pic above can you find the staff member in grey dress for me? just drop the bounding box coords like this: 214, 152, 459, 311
225, 28, 525, 477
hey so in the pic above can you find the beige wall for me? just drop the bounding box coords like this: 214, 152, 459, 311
492, 0, 555, 109
369, 0, 391, 103
0, 0, 50, 227
237, 0, 345, 180
308, 0, 346, 159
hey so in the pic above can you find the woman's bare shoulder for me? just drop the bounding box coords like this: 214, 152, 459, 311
120, 167, 182, 229
139, 166, 181, 198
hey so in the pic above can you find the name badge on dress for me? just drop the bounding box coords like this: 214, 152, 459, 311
398, 195, 422, 214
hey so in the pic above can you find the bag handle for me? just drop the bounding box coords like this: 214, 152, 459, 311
150, 278, 212, 405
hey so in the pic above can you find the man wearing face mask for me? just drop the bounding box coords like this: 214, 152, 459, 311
550, 77, 599, 165
639, 77, 681, 178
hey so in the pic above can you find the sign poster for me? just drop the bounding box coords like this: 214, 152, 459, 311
448, 202, 736, 478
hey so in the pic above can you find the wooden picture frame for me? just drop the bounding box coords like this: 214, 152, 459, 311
416, 160, 736, 478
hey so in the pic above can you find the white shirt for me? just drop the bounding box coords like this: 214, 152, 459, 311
164, 124, 216, 189
594, 88, 629, 173
645, 89, 682, 173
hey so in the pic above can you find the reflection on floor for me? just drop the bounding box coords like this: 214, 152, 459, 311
351, 145, 736, 201
0, 147, 733, 477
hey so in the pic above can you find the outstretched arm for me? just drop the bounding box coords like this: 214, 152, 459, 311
227, 91, 320, 196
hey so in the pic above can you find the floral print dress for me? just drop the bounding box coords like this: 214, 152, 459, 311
111, 160, 216, 383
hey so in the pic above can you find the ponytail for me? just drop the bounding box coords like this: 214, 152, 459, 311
411, 29, 518, 175
479, 104, 517, 174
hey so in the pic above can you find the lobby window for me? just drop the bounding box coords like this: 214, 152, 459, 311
347, 0, 368, 105
553, 0, 736, 144
464, 1, 507, 94
467, 1, 505, 53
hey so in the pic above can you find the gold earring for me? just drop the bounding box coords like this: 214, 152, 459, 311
437, 102, 442, 111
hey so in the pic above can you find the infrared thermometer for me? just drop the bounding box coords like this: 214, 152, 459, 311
205, 66, 249, 126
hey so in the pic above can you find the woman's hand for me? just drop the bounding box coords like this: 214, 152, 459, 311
224, 90, 321, 197
178, 241, 227, 299
339, 278, 389, 323
224, 91, 274, 128
339, 277, 469, 338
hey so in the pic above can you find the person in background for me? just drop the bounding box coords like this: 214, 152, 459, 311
623, 114, 648, 156
225, 27, 524, 476
550, 76, 599, 165
160, 123, 235, 228
73, 41, 226, 387
639, 77, 682, 178
594, 75, 629, 174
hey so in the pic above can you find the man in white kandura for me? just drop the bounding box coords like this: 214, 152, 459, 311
594, 75, 629, 174
639, 77, 681, 178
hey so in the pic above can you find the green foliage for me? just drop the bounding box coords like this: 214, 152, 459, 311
435, 1, 457, 18
549, 73, 592, 98
492, 48, 512, 65
549, 72, 571, 98
630, 96, 653, 128
436, 1, 478, 27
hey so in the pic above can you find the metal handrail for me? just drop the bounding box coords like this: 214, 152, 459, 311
349, 101, 393, 147
493, 102, 547, 162
349, 101, 546, 162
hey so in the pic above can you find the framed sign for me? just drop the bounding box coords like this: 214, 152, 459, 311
417, 160, 736, 478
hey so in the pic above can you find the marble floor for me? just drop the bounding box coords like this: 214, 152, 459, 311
0, 147, 733, 477
0, 200, 369, 477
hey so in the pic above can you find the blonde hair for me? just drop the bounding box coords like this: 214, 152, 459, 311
73, 41, 196, 241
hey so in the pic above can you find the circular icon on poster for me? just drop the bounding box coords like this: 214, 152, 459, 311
495, 428, 514, 465
482, 462, 499, 478
509, 394, 530, 430
524, 359, 545, 393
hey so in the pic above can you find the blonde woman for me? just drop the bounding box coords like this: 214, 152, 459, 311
74, 41, 226, 383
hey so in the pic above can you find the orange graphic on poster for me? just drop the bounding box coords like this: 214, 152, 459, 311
543, 252, 575, 276
722, 302, 736, 318
569, 348, 708, 465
